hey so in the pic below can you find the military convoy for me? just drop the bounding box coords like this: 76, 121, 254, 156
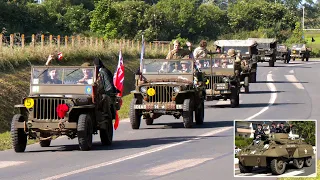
237, 133, 314, 175
290, 44, 311, 61
11, 65, 117, 152
247, 38, 277, 67
130, 58, 205, 129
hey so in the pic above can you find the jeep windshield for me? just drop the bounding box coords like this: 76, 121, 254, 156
142, 59, 193, 74
212, 58, 234, 69
223, 46, 249, 55
31, 66, 95, 85
292, 44, 305, 49
257, 43, 270, 49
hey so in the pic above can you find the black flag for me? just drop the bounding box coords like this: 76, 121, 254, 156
312, 37, 315, 42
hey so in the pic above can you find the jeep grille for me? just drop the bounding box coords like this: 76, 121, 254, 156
206, 76, 223, 89
33, 98, 68, 120
146, 85, 174, 103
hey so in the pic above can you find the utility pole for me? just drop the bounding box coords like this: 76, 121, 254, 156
302, 6, 305, 30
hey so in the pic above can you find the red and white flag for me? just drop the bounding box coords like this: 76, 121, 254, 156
57, 52, 63, 61
113, 50, 124, 130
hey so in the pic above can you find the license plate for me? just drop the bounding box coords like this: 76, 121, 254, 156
221, 90, 229, 93
153, 104, 166, 109
134, 105, 146, 109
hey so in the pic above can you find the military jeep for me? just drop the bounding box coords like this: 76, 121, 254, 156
276, 44, 290, 63
214, 39, 258, 83
130, 58, 205, 129
290, 44, 311, 61
248, 38, 277, 67
199, 57, 240, 108
11, 66, 116, 152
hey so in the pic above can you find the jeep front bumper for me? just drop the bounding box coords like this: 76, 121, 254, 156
14, 121, 77, 129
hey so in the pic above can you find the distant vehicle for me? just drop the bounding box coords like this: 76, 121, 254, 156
290, 44, 311, 61
248, 38, 277, 67
276, 44, 290, 63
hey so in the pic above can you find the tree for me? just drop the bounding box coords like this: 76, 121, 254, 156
290, 121, 315, 146
286, 22, 306, 44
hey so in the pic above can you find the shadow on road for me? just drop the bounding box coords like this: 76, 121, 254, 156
255, 81, 308, 84
144, 120, 234, 129
245, 90, 285, 94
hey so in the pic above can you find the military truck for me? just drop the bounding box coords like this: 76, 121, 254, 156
248, 38, 277, 67
198, 57, 240, 107
290, 44, 311, 61
11, 65, 117, 152
130, 58, 205, 129
214, 40, 258, 83
276, 44, 290, 63
237, 133, 314, 175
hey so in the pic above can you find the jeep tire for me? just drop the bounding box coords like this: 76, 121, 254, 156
183, 99, 193, 128
195, 99, 204, 125
77, 114, 93, 151
11, 114, 27, 153
130, 98, 142, 129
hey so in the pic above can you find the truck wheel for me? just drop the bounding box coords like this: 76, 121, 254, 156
293, 158, 304, 169
183, 99, 193, 128
270, 159, 286, 175
130, 98, 142, 129
11, 114, 27, 153
145, 118, 154, 125
244, 77, 249, 93
239, 162, 253, 173
304, 157, 312, 167
195, 100, 204, 125
40, 132, 51, 147
230, 86, 239, 108
77, 114, 93, 151
100, 119, 113, 146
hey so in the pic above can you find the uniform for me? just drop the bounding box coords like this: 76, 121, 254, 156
193, 46, 209, 59
166, 49, 192, 59
254, 128, 266, 140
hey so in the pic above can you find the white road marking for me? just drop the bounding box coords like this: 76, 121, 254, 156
278, 170, 305, 177
143, 158, 213, 176
244, 73, 277, 120
41, 126, 233, 180
287, 62, 320, 66
41, 73, 279, 179
0, 161, 26, 169
289, 69, 294, 73
285, 75, 304, 90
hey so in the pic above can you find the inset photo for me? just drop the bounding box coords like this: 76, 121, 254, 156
234, 120, 317, 177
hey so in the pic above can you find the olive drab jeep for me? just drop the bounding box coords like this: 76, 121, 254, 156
237, 133, 314, 175
199, 57, 240, 108
248, 38, 277, 67
130, 58, 205, 129
11, 66, 117, 152
214, 39, 258, 87
290, 44, 311, 61
276, 44, 290, 63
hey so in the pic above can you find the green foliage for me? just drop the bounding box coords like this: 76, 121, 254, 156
63, 4, 91, 33
290, 121, 316, 146
235, 136, 254, 148
286, 22, 307, 44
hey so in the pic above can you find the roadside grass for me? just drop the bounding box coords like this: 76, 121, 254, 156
278, 159, 319, 180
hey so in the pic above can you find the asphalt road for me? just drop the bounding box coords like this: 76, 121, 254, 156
235, 158, 316, 177
0, 60, 319, 180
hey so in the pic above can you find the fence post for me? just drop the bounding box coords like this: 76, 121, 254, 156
10, 34, 14, 49
65, 36, 68, 48
21, 34, 25, 49
95, 37, 98, 47
77, 35, 81, 47
149, 42, 152, 51
84, 37, 87, 47
31, 34, 35, 48
100, 38, 103, 47
90, 37, 93, 46
41, 34, 44, 49
49, 35, 53, 47
71, 36, 75, 47
0, 34, 2, 50
57, 35, 60, 50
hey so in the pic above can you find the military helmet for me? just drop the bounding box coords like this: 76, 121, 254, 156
227, 49, 236, 57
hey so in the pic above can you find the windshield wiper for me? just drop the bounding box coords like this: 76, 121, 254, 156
37, 68, 49, 78
66, 68, 80, 77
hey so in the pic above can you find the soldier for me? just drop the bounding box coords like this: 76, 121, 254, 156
93, 58, 119, 120
193, 40, 209, 59
254, 124, 266, 140
269, 122, 277, 133
166, 40, 192, 60
277, 122, 292, 133
44, 54, 62, 84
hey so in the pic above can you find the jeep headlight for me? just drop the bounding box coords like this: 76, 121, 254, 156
140, 86, 147, 93
173, 86, 180, 93
222, 77, 229, 83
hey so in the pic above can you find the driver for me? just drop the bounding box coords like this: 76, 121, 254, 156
43, 54, 62, 84
180, 61, 190, 73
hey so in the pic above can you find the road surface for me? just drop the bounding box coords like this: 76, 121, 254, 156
0, 60, 319, 180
